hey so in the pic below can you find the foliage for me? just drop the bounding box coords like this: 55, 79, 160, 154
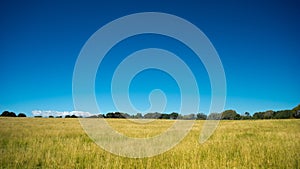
159, 113, 170, 119
273, 110, 293, 119
105, 112, 130, 118
17, 113, 26, 117
221, 110, 239, 120
253, 107, 299, 119
196, 113, 207, 120
2, 104, 300, 120
132, 113, 143, 119
65, 115, 78, 118
0, 111, 17, 117
292, 104, 300, 118
170, 112, 179, 119
181, 113, 196, 120
207, 113, 222, 120
144, 112, 162, 119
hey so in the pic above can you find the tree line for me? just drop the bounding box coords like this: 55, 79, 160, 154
88, 104, 300, 120
87, 109, 299, 120
1, 104, 299, 119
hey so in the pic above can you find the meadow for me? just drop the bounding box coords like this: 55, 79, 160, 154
0, 117, 299, 168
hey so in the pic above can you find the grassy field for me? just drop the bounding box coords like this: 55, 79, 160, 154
0, 118, 299, 168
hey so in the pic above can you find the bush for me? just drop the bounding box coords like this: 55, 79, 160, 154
196, 113, 207, 120
221, 110, 239, 120
1, 111, 17, 117
17, 113, 26, 117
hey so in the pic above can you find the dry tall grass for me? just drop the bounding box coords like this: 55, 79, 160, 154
0, 118, 299, 168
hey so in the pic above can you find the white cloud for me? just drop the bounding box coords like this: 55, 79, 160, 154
32, 110, 94, 117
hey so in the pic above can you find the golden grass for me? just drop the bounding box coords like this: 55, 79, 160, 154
0, 118, 299, 168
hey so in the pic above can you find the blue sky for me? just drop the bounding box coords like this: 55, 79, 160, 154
1, 0, 299, 116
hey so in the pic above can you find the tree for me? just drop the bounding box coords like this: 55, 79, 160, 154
64, 114, 78, 118
105, 112, 114, 118
182, 114, 196, 120
160, 114, 170, 119
98, 114, 104, 118
196, 113, 207, 120
240, 112, 251, 120
273, 110, 293, 119
135, 113, 143, 119
17, 113, 27, 117
71, 115, 78, 118
144, 112, 161, 119
292, 104, 300, 118
263, 110, 274, 119
245, 112, 250, 117
253, 112, 264, 119
104, 112, 129, 118
294, 110, 300, 118
120, 113, 130, 118
221, 110, 239, 120
114, 112, 123, 118
170, 112, 179, 119
1, 111, 17, 117
235, 114, 241, 120
207, 113, 222, 120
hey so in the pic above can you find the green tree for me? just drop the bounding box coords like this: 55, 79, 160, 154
170, 112, 179, 119
182, 114, 196, 120
17, 113, 27, 117
292, 104, 300, 118
253, 112, 264, 119
1, 111, 17, 117
160, 114, 170, 119
245, 112, 250, 117
135, 113, 143, 119
71, 115, 78, 118
240, 112, 251, 120
221, 110, 239, 120
207, 113, 222, 120
196, 113, 207, 120
144, 112, 161, 119
263, 110, 274, 119
235, 114, 241, 120
274, 110, 293, 119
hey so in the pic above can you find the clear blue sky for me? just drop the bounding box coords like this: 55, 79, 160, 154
1, 0, 299, 116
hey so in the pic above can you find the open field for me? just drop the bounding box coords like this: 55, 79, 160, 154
0, 118, 299, 168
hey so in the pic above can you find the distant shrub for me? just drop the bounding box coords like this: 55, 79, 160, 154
196, 113, 207, 120
65, 115, 78, 118
17, 113, 26, 117
1, 111, 17, 117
